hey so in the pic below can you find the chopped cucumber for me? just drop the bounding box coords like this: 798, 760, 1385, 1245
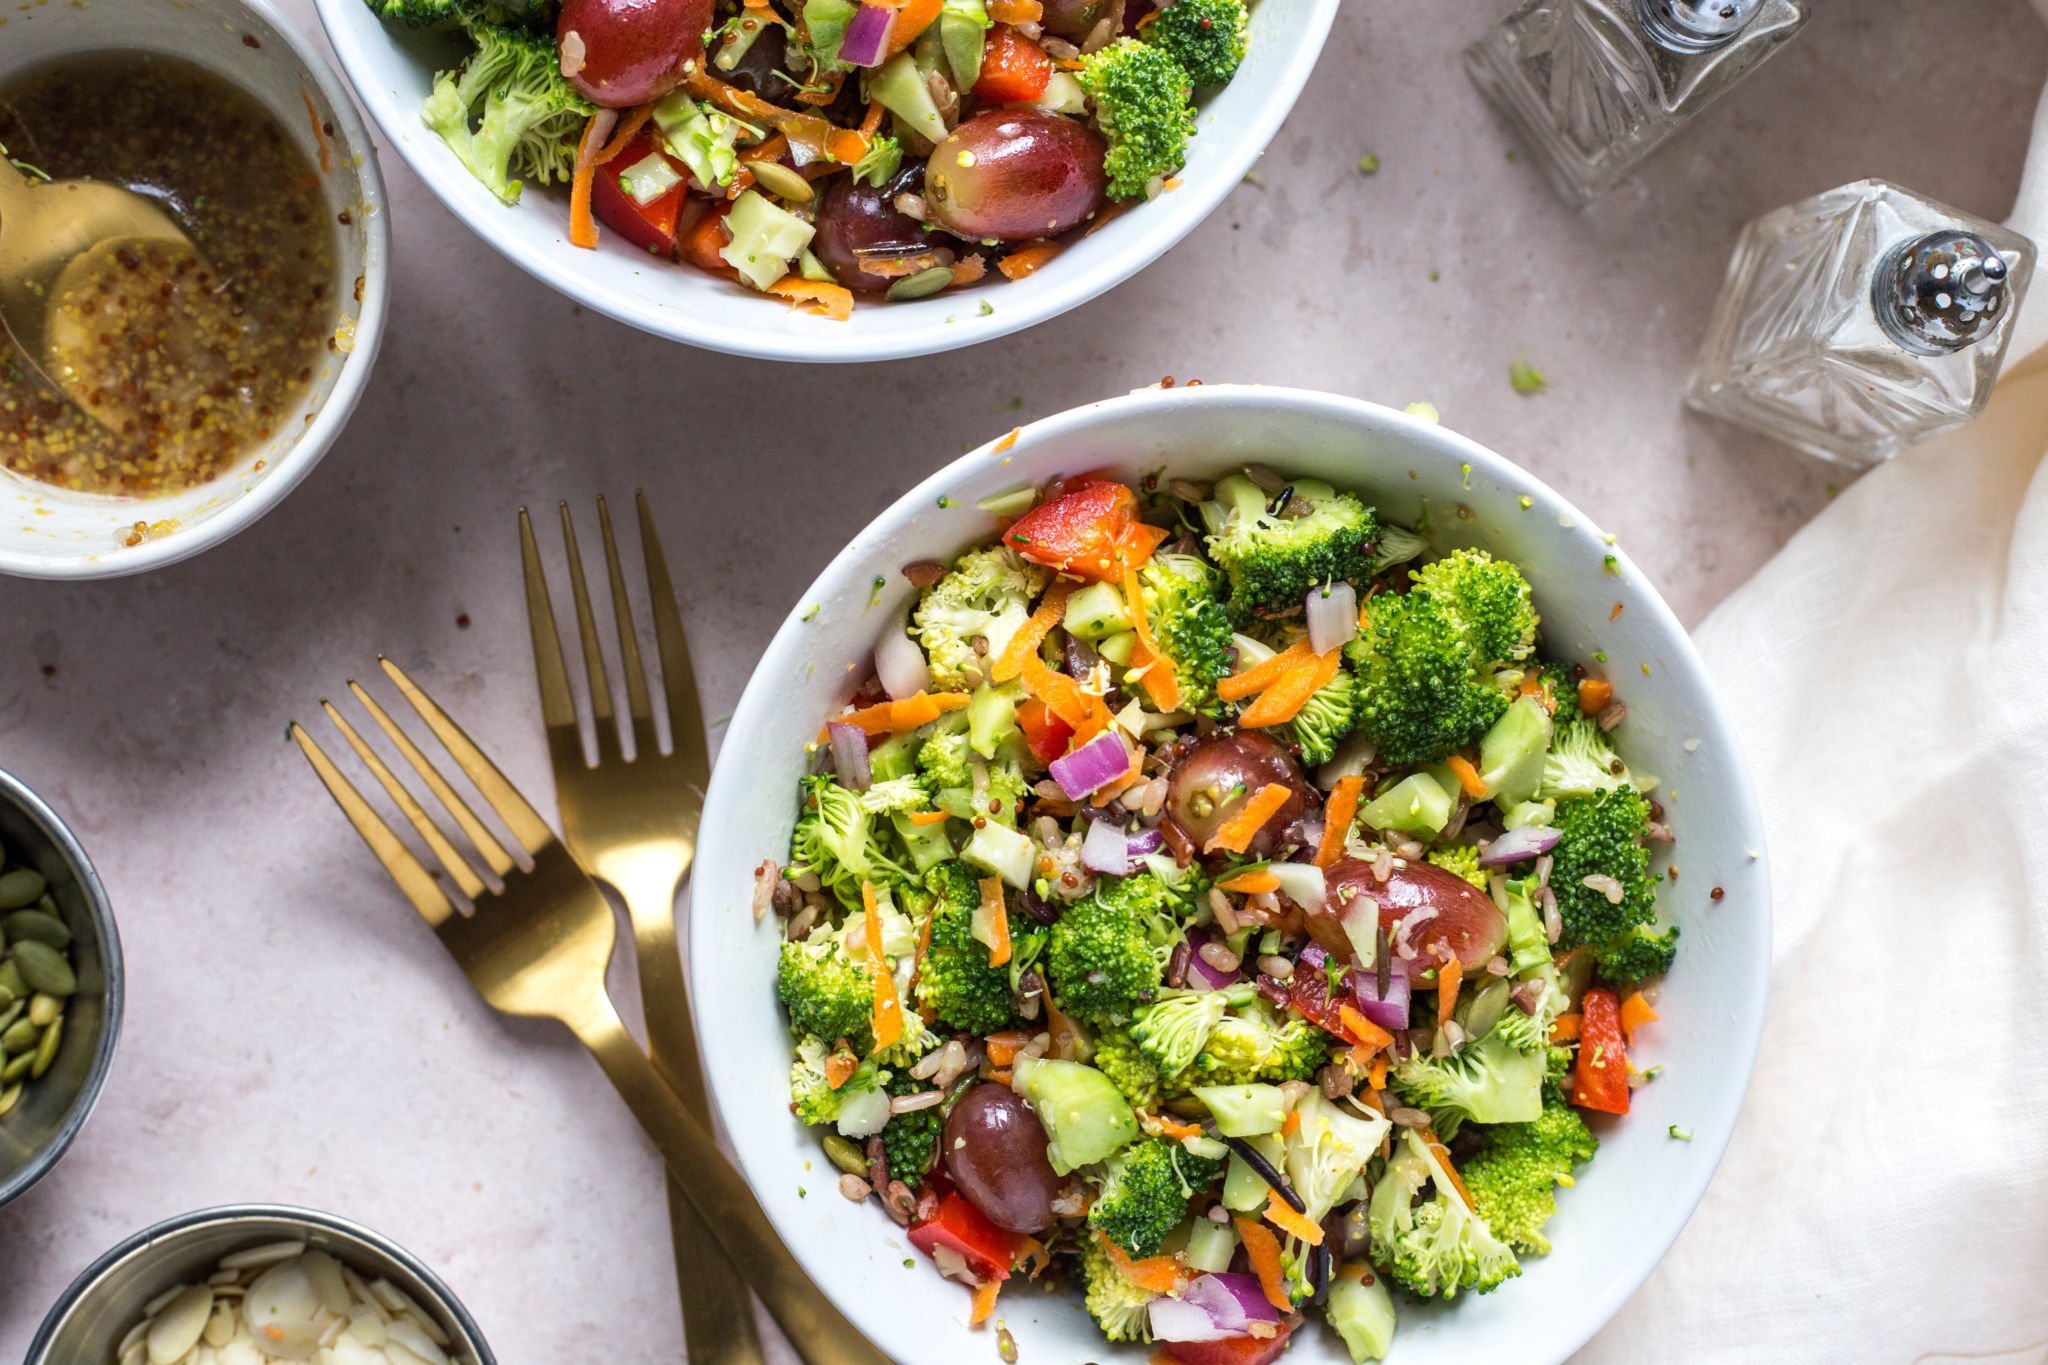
940, 0, 990, 89
868, 52, 947, 144
1359, 771, 1452, 836
1065, 581, 1133, 641
1096, 630, 1138, 665
1326, 1268, 1397, 1362
1011, 1056, 1139, 1174
1026, 70, 1087, 115
1182, 1218, 1238, 1274
968, 682, 1019, 757
719, 190, 815, 290
1192, 1083, 1290, 1137
1479, 694, 1553, 808
803, 0, 857, 66
617, 151, 682, 206
963, 819, 1034, 889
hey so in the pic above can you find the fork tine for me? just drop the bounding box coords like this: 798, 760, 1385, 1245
350, 680, 518, 878
596, 495, 653, 730
380, 657, 557, 855
290, 722, 454, 926
558, 503, 619, 759
321, 698, 488, 900
520, 508, 579, 735
636, 490, 709, 778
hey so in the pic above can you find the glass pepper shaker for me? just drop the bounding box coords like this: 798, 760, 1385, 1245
1685, 179, 2035, 467
1464, 0, 1811, 208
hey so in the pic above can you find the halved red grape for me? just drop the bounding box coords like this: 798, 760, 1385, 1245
924, 110, 1107, 242
1164, 730, 1310, 857
556, 0, 710, 108
812, 165, 949, 293
1040, 0, 1122, 40
942, 1083, 1063, 1234
1315, 858, 1508, 970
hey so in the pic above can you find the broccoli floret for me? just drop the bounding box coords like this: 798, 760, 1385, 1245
777, 926, 874, 1052
917, 725, 973, 791
1080, 1234, 1158, 1342
916, 862, 1032, 1034
1088, 1137, 1223, 1257
1539, 715, 1642, 801
1549, 786, 1658, 950
912, 546, 1049, 690
1286, 665, 1358, 766
1146, 0, 1247, 85
420, 21, 592, 205
1368, 1128, 1520, 1299
363, 0, 461, 26
1531, 659, 1581, 716
1138, 554, 1236, 717
1593, 922, 1679, 989
1347, 590, 1510, 766
1171, 999, 1329, 1088
858, 774, 931, 815
1409, 551, 1538, 665
1426, 843, 1487, 889
789, 1036, 854, 1125
1371, 522, 1429, 576
1131, 983, 1252, 1075
1093, 1028, 1164, 1109
1078, 38, 1196, 201
1204, 475, 1380, 619
1389, 1030, 1544, 1126
1461, 1099, 1598, 1255
1047, 872, 1181, 1025
880, 1069, 944, 1182
1283, 1090, 1389, 1223
1489, 968, 1565, 1055
1541, 1045, 1575, 1106
791, 775, 915, 910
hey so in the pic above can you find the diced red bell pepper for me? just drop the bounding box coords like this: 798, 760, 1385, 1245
1159, 1322, 1293, 1365
679, 199, 741, 281
590, 132, 686, 257
1572, 988, 1630, 1115
974, 24, 1054, 103
1017, 697, 1074, 764
1287, 943, 1351, 1039
1003, 480, 1168, 583
907, 1193, 1024, 1282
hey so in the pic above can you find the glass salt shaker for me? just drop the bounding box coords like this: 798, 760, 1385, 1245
1685, 179, 2035, 467
1464, 0, 1811, 208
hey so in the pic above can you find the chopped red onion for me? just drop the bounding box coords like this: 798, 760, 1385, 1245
826, 721, 871, 791
1048, 730, 1131, 800
1080, 819, 1131, 876
1149, 1297, 1237, 1343
1351, 952, 1409, 1031
1478, 825, 1562, 866
1305, 581, 1358, 655
1126, 827, 1165, 859
838, 1, 894, 65
1183, 928, 1240, 991
873, 603, 930, 701
1186, 1273, 1280, 1332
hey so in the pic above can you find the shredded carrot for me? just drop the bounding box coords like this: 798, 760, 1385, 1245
1422, 1130, 1476, 1211
1205, 783, 1292, 855
985, 1029, 1035, 1066
1237, 648, 1342, 728
1436, 955, 1463, 1027
824, 1048, 859, 1089
826, 127, 872, 166
1338, 1004, 1394, 1051
818, 690, 972, 740
998, 240, 1064, 280
301, 91, 333, 174
992, 428, 1021, 453
993, 581, 1071, 682
683, 67, 837, 163
1357, 1084, 1386, 1115
1551, 1013, 1583, 1043
1519, 673, 1544, 697
1098, 1233, 1183, 1295
950, 253, 989, 288
979, 877, 1013, 967
1142, 1113, 1203, 1141
1083, 200, 1133, 236
989, 1069, 1012, 1086
1119, 568, 1182, 711
569, 113, 607, 250
883, 0, 945, 54
737, 133, 792, 166
1232, 1218, 1293, 1311
988, 0, 1041, 19
1367, 1052, 1388, 1091
1578, 677, 1614, 713
970, 1278, 1001, 1325
1217, 639, 1316, 702
907, 809, 953, 826
1444, 754, 1487, 799
863, 883, 903, 1051
1217, 869, 1282, 895
1020, 652, 1112, 737
767, 277, 855, 321
1347, 1041, 1377, 1073
1089, 742, 1145, 808
1264, 1190, 1323, 1245
1619, 990, 1660, 1043
859, 98, 887, 137
1316, 773, 1365, 868
1278, 1109, 1302, 1137
596, 104, 655, 165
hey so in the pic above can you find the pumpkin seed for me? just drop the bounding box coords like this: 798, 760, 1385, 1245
1, 1050, 32, 1081
12, 940, 73, 996
0, 958, 29, 1000
0, 1082, 20, 1117
0, 1001, 21, 1036
822, 1133, 870, 1176
887, 266, 956, 301
4, 909, 69, 949
27, 992, 58, 1028
0, 869, 45, 910
30, 1016, 60, 1078
748, 159, 814, 203
0, 1018, 36, 1052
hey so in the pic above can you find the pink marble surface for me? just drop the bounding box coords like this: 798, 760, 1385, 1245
0, 1, 2041, 1360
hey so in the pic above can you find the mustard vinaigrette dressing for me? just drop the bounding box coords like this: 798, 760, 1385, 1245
0, 52, 338, 496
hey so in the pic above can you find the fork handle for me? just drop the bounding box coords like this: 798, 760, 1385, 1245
563, 991, 897, 1365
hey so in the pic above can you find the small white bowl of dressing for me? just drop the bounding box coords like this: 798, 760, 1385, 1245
0, 0, 388, 580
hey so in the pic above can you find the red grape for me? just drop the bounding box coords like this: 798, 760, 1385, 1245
556, 0, 710, 108
924, 111, 1107, 242
941, 1083, 1063, 1234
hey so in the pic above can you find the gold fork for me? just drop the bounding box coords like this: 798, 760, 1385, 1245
291, 661, 891, 1365
517, 494, 762, 1365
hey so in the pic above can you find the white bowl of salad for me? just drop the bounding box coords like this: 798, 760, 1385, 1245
315, 0, 1335, 360
692, 384, 1771, 1364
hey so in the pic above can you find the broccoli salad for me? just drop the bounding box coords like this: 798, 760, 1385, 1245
759, 465, 1676, 1361
361, 0, 1251, 316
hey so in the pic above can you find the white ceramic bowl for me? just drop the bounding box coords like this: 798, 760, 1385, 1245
315, 0, 1335, 362
0, 0, 389, 580
693, 385, 1772, 1364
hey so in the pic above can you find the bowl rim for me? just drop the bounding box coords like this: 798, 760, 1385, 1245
0, 0, 393, 581
0, 766, 123, 1210
22, 1202, 499, 1364
310, 0, 1339, 363
692, 383, 1774, 1363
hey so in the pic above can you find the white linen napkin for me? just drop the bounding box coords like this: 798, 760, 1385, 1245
1575, 17, 2048, 1363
